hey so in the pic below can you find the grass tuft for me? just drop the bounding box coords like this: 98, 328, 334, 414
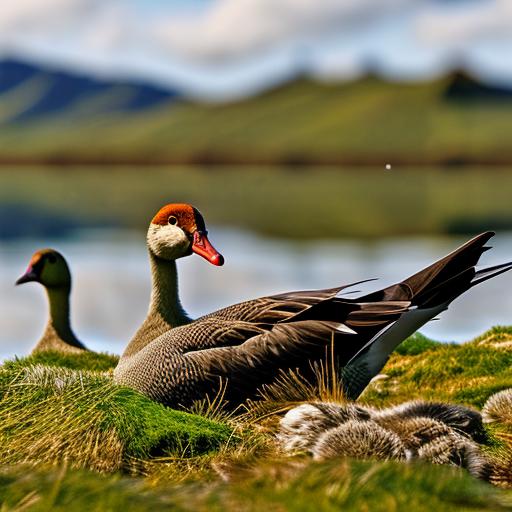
5, 350, 119, 371
0, 364, 232, 472
244, 338, 348, 423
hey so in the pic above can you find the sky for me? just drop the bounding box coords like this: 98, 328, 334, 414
1, 0, 511, 99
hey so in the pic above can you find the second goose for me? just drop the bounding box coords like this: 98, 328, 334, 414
16, 249, 88, 354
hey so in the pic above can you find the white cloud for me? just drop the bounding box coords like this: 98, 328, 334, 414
1, 0, 512, 97
0, 0, 102, 33
417, 0, 512, 48
154, 0, 414, 63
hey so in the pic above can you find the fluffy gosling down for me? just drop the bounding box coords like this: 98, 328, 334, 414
313, 420, 407, 461
277, 402, 373, 453
16, 249, 88, 354
482, 388, 512, 426
373, 400, 487, 443
278, 399, 493, 478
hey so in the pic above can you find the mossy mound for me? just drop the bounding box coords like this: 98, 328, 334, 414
0, 364, 233, 472
0, 458, 511, 512
362, 327, 512, 408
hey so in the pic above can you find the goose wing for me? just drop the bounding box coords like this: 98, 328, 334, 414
200, 279, 376, 325
166, 300, 410, 405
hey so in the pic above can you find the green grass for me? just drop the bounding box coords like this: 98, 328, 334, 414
362, 327, 512, 408
0, 363, 233, 471
4, 350, 119, 372
0, 459, 510, 512
394, 332, 444, 356
1, 166, 512, 239
1, 327, 512, 510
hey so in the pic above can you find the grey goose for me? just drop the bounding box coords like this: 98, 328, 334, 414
114, 203, 512, 409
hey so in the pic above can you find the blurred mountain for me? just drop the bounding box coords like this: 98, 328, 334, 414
444, 71, 512, 102
0, 58, 178, 123
2, 59, 512, 165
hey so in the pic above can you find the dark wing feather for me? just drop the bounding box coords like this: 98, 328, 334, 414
359, 231, 495, 304
180, 320, 354, 403
200, 280, 376, 325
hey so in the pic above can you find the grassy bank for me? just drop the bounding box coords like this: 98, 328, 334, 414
1, 166, 511, 239
0, 327, 511, 510
0, 362, 233, 472
3, 76, 512, 165
361, 327, 512, 408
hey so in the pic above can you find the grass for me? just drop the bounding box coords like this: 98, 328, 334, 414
361, 327, 512, 408
4, 350, 119, 372
0, 363, 233, 472
394, 332, 445, 356
1, 326, 512, 510
0, 459, 510, 512
1, 166, 512, 239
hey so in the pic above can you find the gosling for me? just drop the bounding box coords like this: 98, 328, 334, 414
482, 388, 512, 426
312, 420, 407, 461
277, 402, 373, 453
374, 400, 487, 443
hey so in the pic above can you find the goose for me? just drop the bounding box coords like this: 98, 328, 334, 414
466, 448, 512, 488
416, 434, 476, 467
16, 249, 88, 354
114, 203, 512, 409
311, 417, 476, 467
279, 402, 485, 474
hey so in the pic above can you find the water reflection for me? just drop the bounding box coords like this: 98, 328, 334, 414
1, 228, 511, 359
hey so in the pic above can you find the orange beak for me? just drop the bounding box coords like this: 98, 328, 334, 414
191, 231, 224, 266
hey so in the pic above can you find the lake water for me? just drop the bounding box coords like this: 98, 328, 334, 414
1, 228, 511, 359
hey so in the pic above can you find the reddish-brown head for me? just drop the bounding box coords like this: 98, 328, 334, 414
147, 203, 224, 266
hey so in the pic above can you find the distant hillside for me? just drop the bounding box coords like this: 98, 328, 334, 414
444, 71, 512, 102
0, 58, 178, 123
1, 60, 512, 165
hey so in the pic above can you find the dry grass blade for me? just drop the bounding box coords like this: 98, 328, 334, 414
243, 335, 348, 424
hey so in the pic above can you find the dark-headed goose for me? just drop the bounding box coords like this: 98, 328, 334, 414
114, 203, 511, 408
16, 249, 88, 354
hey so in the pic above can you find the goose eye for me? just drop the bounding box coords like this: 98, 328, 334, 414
48, 254, 57, 264
168, 216, 178, 226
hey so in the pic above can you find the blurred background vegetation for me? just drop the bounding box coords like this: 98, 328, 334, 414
0, 165, 511, 240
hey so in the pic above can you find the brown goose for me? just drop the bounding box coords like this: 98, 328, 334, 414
16, 249, 88, 354
114, 203, 512, 408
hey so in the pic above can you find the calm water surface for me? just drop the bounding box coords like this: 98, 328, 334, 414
1, 228, 511, 359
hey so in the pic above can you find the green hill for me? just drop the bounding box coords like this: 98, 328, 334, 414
2, 74, 512, 165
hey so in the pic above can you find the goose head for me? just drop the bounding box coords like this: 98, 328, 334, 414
16, 249, 71, 289
147, 203, 224, 266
